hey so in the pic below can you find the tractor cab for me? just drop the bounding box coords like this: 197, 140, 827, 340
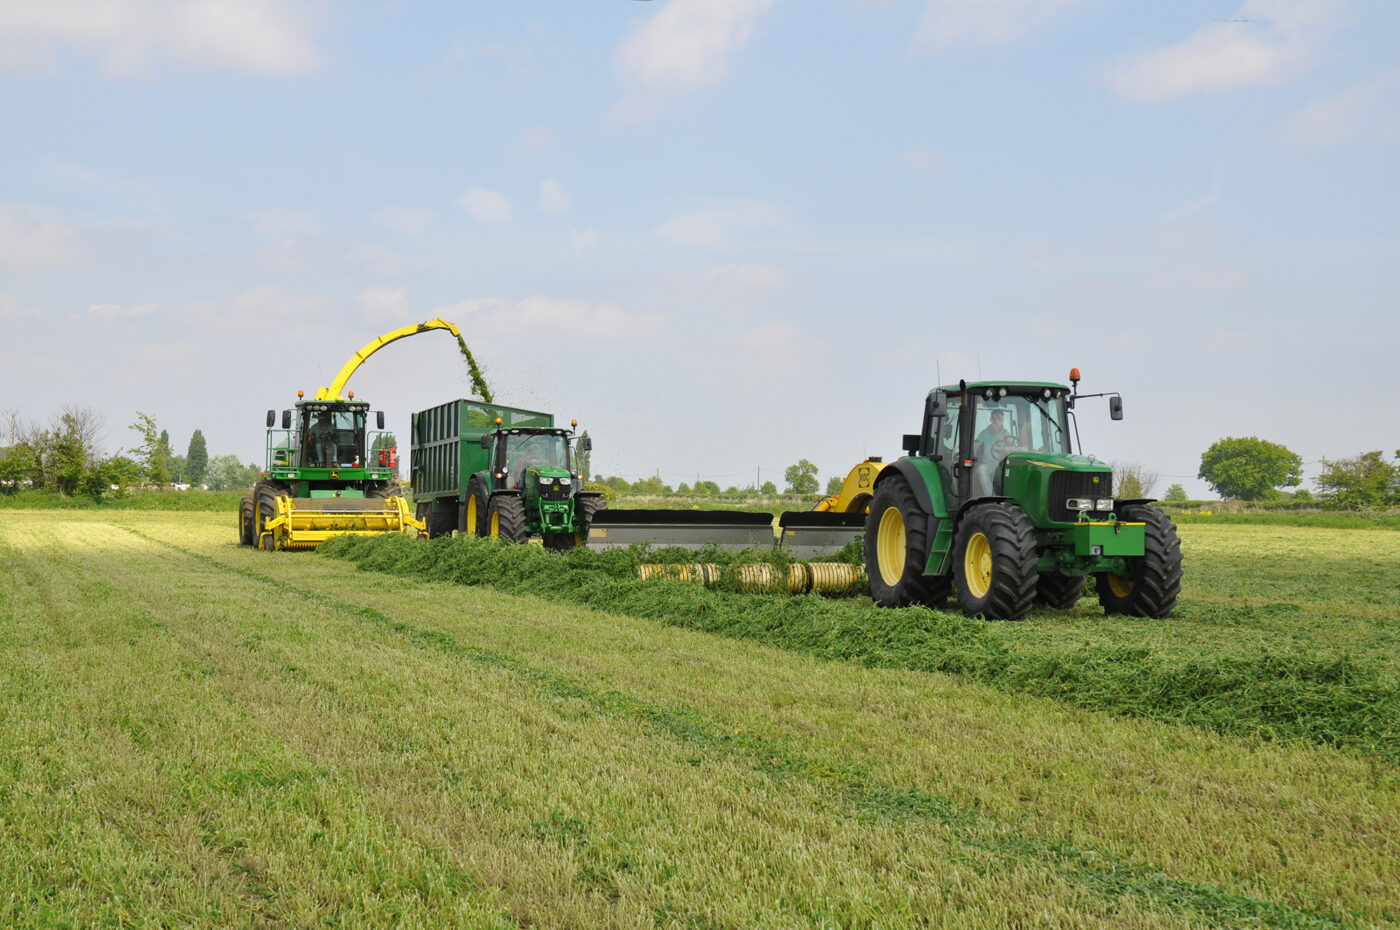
298, 402, 369, 469
490, 429, 573, 490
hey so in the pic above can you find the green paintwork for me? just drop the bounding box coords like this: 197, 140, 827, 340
1001, 453, 1113, 527
262, 400, 397, 497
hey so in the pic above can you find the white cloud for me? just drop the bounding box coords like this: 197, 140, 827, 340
512, 126, 556, 153
612, 0, 776, 122
1103, 0, 1341, 102
1283, 68, 1400, 147
248, 208, 321, 239
356, 287, 410, 318
0, 0, 323, 77
82, 303, 157, 320
457, 188, 512, 224
373, 207, 436, 237
655, 201, 785, 249
0, 204, 81, 268
706, 263, 788, 288
539, 179, 570, 215
0, 292, 42, 323
894, 143, 947, 171
224, 284, 329, 322
570, 227, 600, 249
912, 0, 1086, 51
432, 295, 668, 341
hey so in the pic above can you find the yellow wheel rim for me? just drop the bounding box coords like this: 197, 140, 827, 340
964, 532, 992, 599
1106, 574, 1134, 597
466, 496, 478, 536
489, 510, 500, 539
876, 507, 906, 585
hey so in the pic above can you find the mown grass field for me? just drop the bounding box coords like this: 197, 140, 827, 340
1, 510, 1397, 928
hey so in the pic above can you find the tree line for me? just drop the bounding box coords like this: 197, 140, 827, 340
1, 407, 262, 498
1190, 436, 1399, 508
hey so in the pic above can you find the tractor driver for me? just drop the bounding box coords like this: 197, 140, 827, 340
973, 407, 1013, 497
308, 411, 337, 467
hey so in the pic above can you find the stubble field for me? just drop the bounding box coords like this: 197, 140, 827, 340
1, 510, 1397, 928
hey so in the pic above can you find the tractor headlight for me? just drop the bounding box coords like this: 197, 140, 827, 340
1066, 498, 1093, 511
538, 476, 552, 485
1096, 498, 1114, 511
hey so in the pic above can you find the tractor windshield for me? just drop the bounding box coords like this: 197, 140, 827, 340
299, 404, 366, 468
970, 394, 1069, 496
504, 432, 570, 487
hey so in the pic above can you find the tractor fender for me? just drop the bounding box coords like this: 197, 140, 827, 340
466, 470, 493, 501
1114, 497, 1157, 508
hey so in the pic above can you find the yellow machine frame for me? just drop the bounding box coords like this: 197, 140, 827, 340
813, 459, 887, 514
313, 318, 462, 401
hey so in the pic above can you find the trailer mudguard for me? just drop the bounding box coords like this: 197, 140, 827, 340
872, 457, 957, 576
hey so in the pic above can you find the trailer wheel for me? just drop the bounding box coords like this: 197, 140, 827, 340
865, 476, 949, 608
488, 495, 528, 543
460, 478, 488, 536
1036, 573, 1085, 609
576, 496, 607, 546
1095, 505, 1182, 618
238, 495, 255, 546
952, 503, 1038, 620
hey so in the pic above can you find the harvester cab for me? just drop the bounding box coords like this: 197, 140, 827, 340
238, 319, 464, 551
410, 400, 605, 549
868, 371, 1182, 620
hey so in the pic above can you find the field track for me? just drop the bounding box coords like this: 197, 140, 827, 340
2, 510, 1397, 928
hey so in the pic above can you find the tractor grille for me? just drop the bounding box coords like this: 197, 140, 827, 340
1047, 470, 1113, 522
538, 480, 572, 502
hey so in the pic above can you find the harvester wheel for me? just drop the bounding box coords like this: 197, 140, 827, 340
367, 482, 402, 499
487, 495, 528, 543
460, 478, 488, 536
239, 495, 255, 546
1036, 573, 1086, 610
255, 483, 285, 551
952, 503, 1038, 620
1095, 505, 1182, 618
865, 476, 950, 608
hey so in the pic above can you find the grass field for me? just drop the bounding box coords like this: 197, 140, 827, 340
2, 510, 1397, 928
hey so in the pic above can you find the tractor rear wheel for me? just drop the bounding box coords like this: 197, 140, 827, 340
865, 476, 950, 608
1096, 505, 1182, 618
460, 478, 488, 536
952, 503, 1039, 620
1036, 573, 1086, 609
239, 495, 255, 546
488, 495, 528, 543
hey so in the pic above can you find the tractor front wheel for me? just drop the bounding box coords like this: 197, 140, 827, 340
239, 495, 255, 546
576, 496, 607, 547
1095, 505, 1182, 618
254, 482, 286, 551
488, 495, 528, 544
952, 503, 1038, 620
864, 476, 950, 608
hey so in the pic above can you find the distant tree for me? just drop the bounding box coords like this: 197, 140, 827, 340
575, 430, 591, 481
784, 459, 819, 495
599, 475, 631, 493
1198, 437, 1302, 500
1314, 451, 1399, 509
168, 454, 188, 484
725, 485, 738, 494
760, 480, 777, 495
825, 475, 844, 496
696, 480, 720, 495
205, 454, 261, 492
186, 430, 208, 485
158, 429, 173, 478
676, 482, 691, 494
631, 476, 671, 495
1163, 483, 1188, 502
1291, 487, 1313, 502
1111, 461, 1159, 499
130, 413, 170, 488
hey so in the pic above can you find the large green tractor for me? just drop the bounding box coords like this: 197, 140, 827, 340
411, 399, 605, 549
866, 370, 1182, 620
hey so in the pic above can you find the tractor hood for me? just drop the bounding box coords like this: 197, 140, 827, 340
1002, 452, 1115, 527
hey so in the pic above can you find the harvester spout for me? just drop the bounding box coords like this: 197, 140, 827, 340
314, 318, 462, 401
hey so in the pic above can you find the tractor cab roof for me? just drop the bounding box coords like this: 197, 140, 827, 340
930, 381, 1069, 400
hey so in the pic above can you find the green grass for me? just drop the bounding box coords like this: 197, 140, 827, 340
2, 510, 1398, 927
0, 489, 247, 511
318, 526, 1400, 766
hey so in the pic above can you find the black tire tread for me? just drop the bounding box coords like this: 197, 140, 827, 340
953, 503, 1039, 620
1096, 505, 1183, 618
1036, 573, 1086, 609
490, 495, 529, 543
864, 477, 950, 608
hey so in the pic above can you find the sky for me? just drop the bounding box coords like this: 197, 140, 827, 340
1, 0, 1397, 497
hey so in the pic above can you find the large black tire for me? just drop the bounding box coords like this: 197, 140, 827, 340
367, 482, 402, 500
416, 501, 454, 539
238, 495, 255, 546
459, 478, 488, 537
952, 503, 1039, 620
1036, 573, 1086, 609
577, 496, 607, 539
865, 476, 952, 608
254, 482, 285, 551
1096, 505, 1183, 618
487, 495, 528, 543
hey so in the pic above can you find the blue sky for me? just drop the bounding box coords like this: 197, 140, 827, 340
2, 0, 1397, 496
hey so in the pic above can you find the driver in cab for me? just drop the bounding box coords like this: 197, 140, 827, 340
973, 407, 1014, 497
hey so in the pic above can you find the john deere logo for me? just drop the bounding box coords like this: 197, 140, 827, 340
1092, 476, 1100, 485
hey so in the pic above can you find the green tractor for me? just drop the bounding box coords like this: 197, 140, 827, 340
865, 370, 1182, 620
411, 399, 605, 548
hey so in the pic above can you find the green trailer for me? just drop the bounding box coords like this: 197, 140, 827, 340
410, 398, 604, 548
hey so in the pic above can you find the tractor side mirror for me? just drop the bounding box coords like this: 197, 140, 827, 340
266, 409, 275, 428
579, 436, 592, 453
928, 393, 947, 417
281, 410, 291, 429
1109, 395, 1123, 420
377, 410, 385, 429
902, 433, 921, 456
480, 435, 491, 449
